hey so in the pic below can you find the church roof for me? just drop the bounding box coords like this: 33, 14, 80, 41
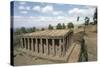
22, 29, 72, 38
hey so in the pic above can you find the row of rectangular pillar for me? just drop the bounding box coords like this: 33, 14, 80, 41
20, 31, 73, 57
20, 38, 64, 56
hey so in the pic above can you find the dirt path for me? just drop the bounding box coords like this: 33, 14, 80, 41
85, 32, 97, 61
67, 44, 81, 63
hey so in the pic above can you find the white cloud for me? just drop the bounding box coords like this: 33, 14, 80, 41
18, 5, 30, 10
19, 2, 26, 5
18, 6, 25, 10
68, 7, 95, 17
32, 5, 63, 15
68, 8, 86, 16
42, 5, 53, 13
42, 5, 63, 15
69, 8, 80, 14
26, 6, 30, 10
18, 6, 30, 14
20, 11, 28, 14
56, 16, 65, 20
33, 6, 41, 12
53, 11, 63, 15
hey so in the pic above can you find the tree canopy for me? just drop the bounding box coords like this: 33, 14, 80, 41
84, 17, 90, 25
77, 16, 80, 22
93, 8, 97, 24
41, 28, 45, 31
56, 23, 62, 29
62, 23, 66, 29
32, 27, 36, 32
56, 23, 67, 29
48, 24, 53, 30
15, 27, 37, 35
67, 22, 74, 29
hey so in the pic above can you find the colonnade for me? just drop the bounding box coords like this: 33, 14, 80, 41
20, 31, 73, 57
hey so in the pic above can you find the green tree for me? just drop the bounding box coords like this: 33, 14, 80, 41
20, 27, 27, 33
77, 16, 80, 22
15, 28, 21, 35
83, 17, 90, 34
26, 28, 32, 33
48, 24, 53, 30
56, 23, 62, 29
67, 22, 74, 29
32, 27, 36, 32
62, 23, 66, 29
93, 8, 97, 25
84, 17, 90, 25
41, 28, 45, 31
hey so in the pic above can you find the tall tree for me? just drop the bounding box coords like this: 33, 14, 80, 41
48, 24, 53, 30
62, 23, 66, 29
26, 28, 32, 33
83, 17, 90, 34
84, 17, 90, 26
93, 8, 97, 24
32, 27, 36, 32
77, 16, 80, 22
41, 28, 45, 31
20, 27, 27, 33
56, 23, 62, 29
67, 22, 74, 29
15, 28, 21, 35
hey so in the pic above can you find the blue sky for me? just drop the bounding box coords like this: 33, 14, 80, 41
11, 1, 97, 28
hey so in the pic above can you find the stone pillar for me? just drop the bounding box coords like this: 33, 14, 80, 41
46, 38, 49, 55
31, 38, 33, 52
20, 38, 23, 48
43, 39, 47, 56
28, 38, 30, 50
63, 38, 66, 56
49, 40, 52, 55
35, 38, 38, 54
33, 39, 35, 52
59, 39, 62, 56
24, 38, 26, 49
52, 39, 55, 56
40, 38, 43, 54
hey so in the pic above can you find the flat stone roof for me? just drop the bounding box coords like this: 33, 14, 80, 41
22, 29, 71, 38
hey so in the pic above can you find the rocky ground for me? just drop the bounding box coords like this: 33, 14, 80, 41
14, 48, 57, 66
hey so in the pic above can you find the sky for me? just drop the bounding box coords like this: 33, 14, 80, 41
11, 1, 97, 28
